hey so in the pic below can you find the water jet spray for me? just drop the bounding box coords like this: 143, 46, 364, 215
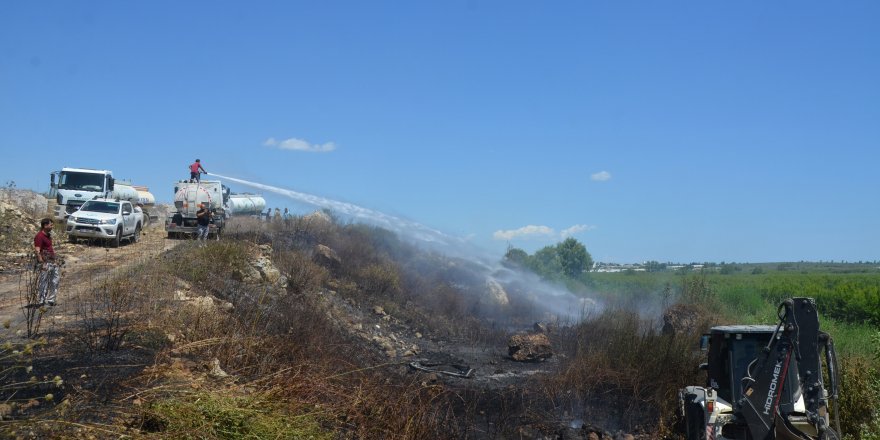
210, 172, 603, 322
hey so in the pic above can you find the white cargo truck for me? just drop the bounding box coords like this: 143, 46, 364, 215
49, 168, 157, 225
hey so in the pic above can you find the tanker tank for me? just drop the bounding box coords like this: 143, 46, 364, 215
132, 185, 156, 206
172, 180, 227, 216
110, 182, 140, 204
227, 193, 266, 216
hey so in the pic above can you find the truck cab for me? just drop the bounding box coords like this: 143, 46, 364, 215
66, 198, 143, 247
50, 168, 115, 220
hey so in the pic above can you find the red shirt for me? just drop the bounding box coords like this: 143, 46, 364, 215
190, 162, 201, 173
34, 230, 55, 260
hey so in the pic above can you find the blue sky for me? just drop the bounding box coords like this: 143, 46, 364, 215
2, 1, 878, 263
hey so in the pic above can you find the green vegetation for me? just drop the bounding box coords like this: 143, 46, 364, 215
504, 237, 593, 282
143, 391, 332, 439
585, 270, 880, 357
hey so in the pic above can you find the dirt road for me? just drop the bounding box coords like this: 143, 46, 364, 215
0, 223, 179, 338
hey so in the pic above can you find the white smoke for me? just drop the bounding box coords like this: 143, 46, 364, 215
210, 172, 603, 322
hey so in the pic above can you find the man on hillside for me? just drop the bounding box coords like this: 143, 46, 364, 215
196, 203, 213, 242
189, 159, 207, 182
34, 218, 60, 306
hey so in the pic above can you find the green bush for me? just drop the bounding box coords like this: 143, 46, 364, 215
165, 241, 251, 290
837, 356, 880, 439
356, 262, 402, 297
143, 391, 332, 439
274, 249, 328, 295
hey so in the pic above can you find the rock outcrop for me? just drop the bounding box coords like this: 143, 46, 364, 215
486, 279, 510, 306
0, 190, 48, 269
303, 210, 332, 226
313, 244, 341, 270
232, 243, 287, 287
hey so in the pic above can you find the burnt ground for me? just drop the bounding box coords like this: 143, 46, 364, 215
0, 221, 181, 434
303, 282, 652, 439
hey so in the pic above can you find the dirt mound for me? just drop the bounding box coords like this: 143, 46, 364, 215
0, 188, 48, 217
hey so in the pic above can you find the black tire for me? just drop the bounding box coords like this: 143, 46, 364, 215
111, 227, 122, 248
133, 224, 141, 243
68, 234, 77, 244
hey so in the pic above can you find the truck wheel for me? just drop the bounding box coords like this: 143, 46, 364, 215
68, 235, 77, 244
111, 227, 122, 248
133, 224, 141, 243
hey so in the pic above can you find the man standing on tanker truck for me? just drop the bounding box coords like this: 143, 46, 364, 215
189, 159, 207, 182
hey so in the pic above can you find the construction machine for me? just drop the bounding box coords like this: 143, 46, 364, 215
679, 297, 840, 440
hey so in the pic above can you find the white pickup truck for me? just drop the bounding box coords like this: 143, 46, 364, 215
65, 198, 144, 247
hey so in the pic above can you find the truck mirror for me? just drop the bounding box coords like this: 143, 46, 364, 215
108, 177, 115, 191
699, 335, 710, 351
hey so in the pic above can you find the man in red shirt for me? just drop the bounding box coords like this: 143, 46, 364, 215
189, 159, 207, 182
34, 218, 60, 306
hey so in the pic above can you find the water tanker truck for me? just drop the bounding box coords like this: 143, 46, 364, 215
49, 168, 157, 225
165, 179, 229, 239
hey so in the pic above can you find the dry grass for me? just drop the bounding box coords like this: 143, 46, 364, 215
547, 308, 705, 436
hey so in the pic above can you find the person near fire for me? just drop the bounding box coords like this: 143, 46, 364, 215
196, 203, 213, 241
34, 218, 60, 306
189, 159, 207, 181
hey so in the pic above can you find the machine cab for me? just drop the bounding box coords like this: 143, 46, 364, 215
705, 325, 800, 408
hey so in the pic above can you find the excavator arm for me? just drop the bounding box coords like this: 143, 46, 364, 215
738, 298, 840, 440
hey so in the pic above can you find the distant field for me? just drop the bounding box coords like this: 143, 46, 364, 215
586, 268, 880, 358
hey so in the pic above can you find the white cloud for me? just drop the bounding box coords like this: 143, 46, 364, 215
264, 137, 336, 153
493, 223, 596, 241
591, 171, 611, 181
493, 225, 555, 241
560, 224, 595, 237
